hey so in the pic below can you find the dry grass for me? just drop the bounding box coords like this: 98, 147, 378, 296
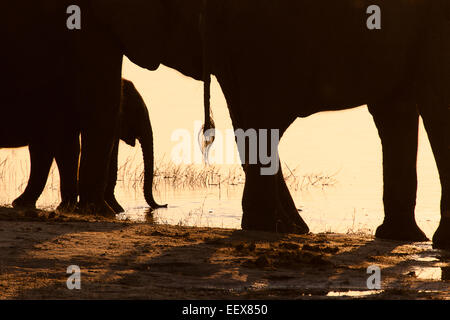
0, 151, 337, 197
119, 158, 337, 192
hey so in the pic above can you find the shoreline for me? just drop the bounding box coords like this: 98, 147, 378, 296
0, 207, 448, 299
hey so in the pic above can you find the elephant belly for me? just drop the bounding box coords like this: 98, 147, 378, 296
0, 124, 29, 148
217, 0, 430, 116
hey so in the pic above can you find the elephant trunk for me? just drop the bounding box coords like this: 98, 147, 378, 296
138, 112, 166, 209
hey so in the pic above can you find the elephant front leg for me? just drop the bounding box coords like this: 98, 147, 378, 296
368, 101, 427, 242
55, 131, 80, 213
104, 139, 125, 214
78, 117, 117, 218
12, 143, 54, 209
420, 100, 450, 249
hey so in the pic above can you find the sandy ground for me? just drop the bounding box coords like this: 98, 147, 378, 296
0, 207, 448, 300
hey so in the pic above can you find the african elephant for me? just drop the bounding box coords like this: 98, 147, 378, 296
3, 1, 448, 250
106, 79, 167, 213
1, 1, 165, 215
9, 79, 166, 214
156, 0, 449, 249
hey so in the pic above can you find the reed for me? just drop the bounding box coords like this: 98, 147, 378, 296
0, 150, 337, 198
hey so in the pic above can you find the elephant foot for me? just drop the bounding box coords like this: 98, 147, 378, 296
242, 209, 309, 235
145, 194, 168, 210
276, 217, 310, 234
376, 218, 428, 242
77, 201, 117, 218
241, 211, 274, 233
276, 207, 310, 234
12, 197, 37, 209
432, 216, 450, 250
150, 202, 168, 211
56, 200, 78, 214
106, 196, 125, 214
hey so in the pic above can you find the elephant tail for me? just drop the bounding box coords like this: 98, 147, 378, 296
200, 0, 215, 164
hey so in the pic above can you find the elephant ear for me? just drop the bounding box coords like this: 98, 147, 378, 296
92, 0, 166, 70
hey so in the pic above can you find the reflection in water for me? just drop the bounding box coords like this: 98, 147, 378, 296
404, 249, 450, 282
413, 267, 443, 281
117, 184, 244, 229
117, 208, 156, 224
410, 254, 440, 263
326, 290, 384, 298
410, 266, 450, 282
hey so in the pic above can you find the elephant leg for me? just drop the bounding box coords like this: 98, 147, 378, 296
241, 164, 278, 231
368, 100, 428, 241
78, 117, 117, 218
239, 128, 308, 234
275, 163, 309, 232
12, 143, 54, 209
55, 132, 80, 213
104, 139, 125, 214
420, 101, 450, 249
216, 71, 307, 234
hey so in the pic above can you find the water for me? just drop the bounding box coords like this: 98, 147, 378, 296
0, 59, 441, 238
326, 290, 384, 298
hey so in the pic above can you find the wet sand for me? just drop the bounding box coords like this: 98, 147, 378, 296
0, 207, 448, 300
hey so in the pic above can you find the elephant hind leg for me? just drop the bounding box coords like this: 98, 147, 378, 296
419, 100, 450, 249
238, 128, 308, 234
241, 164, 309, 234
12, 143, 54, 209
368, 99, 428, 242
275, 164, 309, 233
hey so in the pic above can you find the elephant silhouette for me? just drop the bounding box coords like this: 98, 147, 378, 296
1, 1, 448, 249
2, 1, 165, 216
8, 79, 166, 214
163, 0, 449, 249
